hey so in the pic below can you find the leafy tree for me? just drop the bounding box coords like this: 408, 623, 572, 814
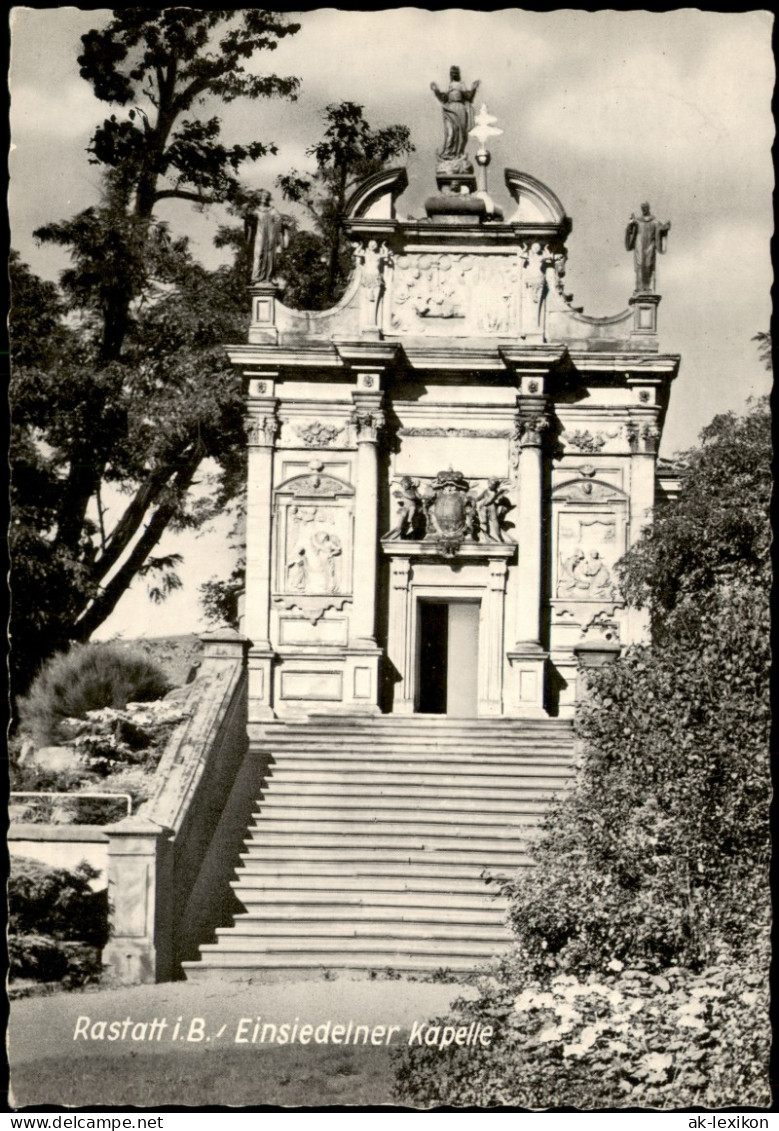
10, 10, 301, 698
37, 9, 300, 360
9, 244, 250, 697
277, 101, 413, 307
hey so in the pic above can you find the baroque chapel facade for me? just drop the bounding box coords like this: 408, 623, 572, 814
179, 87, 679, 978
231, 159, 677, 727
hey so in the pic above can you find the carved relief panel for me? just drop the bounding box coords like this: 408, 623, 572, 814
551, 477, 629, 639
272, 471, 355, 624
389, 252, 521, 336
387, 245, 564, 338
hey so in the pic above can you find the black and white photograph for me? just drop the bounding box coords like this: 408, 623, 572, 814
7, 7, 773, 1113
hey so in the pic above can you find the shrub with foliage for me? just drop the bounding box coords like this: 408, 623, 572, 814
18, 642, 171, 749
9, 856, 109, 947
9, 856, 110, 988
393, 963, 770, 1108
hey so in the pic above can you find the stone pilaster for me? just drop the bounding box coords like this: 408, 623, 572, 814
507, 399, 551, 716
387, 556, 413, 713
350, 381, 385, 645
480, 557, 508, 715
245, 374, 278, 719
625, 409, 660, 645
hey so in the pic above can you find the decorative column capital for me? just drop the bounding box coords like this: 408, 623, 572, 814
246, 407, 279, 449
514, 411, 552, 450
351, 387, 385, 444
626, 417, 660, 455
351, 408, 385, 443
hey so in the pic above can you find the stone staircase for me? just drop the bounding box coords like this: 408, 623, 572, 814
183, 716, 576, 981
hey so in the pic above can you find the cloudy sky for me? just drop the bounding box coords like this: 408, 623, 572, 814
9, 8, 774, 640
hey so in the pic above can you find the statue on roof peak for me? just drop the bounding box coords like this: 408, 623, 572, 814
430, 66, 480, 172
625, 201, 671, 294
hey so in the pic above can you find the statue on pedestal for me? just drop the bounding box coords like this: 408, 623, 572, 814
430, 66, 480, 172
245, 190, 289, 284
385, 477, 424, 540
625, 202, 671, 294
354, 239, 392, 326
474, 478, 509, 542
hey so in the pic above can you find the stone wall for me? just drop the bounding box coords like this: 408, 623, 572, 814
103, 629, 251, 983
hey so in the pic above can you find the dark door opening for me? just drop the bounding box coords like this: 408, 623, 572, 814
417, 600, 480, 716
418, 601, 448, 714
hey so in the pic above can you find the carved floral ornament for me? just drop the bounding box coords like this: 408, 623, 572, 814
296, 421, 344, 448
563, 428, 618, 454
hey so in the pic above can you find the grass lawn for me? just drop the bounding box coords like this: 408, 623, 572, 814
11, 1041, 406, 1108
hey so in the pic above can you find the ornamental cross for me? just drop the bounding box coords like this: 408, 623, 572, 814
469, 104, 503, 157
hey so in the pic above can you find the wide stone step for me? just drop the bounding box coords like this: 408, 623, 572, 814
251, 804, 547, 824
264, 740, 573, 756
218, 919, 507, 940
265, 780, 562, 801
198, 935, 506, 957
183, 952, 501, 980
266, 768, 571, 790
241, 845, 534, 866
229, 892, 506, 914
246, 821, 537, 844
266, 757, 573, 777
265, 714, 572, 728
233, 864, 518, 888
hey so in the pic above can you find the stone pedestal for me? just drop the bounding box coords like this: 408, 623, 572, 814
630, 292, 661, 337
103, 817, 173, 985
507, 646, 548, 717
248, 283, 279, 344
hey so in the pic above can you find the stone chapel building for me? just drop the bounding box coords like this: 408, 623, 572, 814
177, 88, 679, 979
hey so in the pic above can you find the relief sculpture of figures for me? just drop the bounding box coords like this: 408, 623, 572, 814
385, 477, 423, 540
558, 548, 614, 597
581, 550, 614, 597
558, 549, 589, 595
286, 548, 308, 592
245, 190, 289, 283
625, 201, 670, 294
311, 530, 342, 594
430, 66, 480, 172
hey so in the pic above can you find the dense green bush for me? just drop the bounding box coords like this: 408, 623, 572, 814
8, 933, 70, 983
9, 935, 103, 988
393, 963, 770, 1108
9, 856, 110, 948
18, 641, 171, 749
